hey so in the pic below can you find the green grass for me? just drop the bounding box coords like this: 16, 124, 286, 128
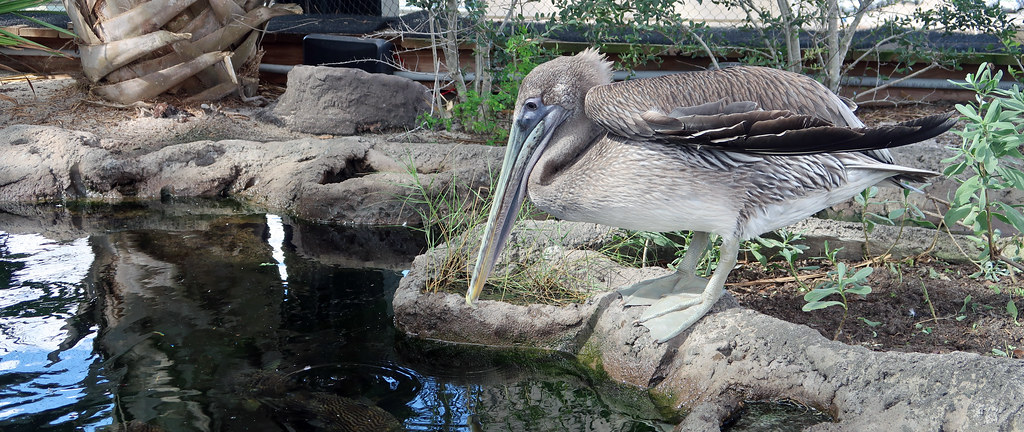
399, 157, 604, 305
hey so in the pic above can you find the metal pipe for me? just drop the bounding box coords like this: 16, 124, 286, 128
258, 63, 294, 75
841, 75, 1017, 91
394, 70, 477, 82
0, 47, 77, 57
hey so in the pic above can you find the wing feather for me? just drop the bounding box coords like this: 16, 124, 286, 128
583, 68, 956, 156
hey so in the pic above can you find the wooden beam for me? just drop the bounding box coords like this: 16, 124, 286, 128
0, 24, 76, 39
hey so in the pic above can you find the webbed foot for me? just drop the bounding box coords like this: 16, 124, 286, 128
635, 288, 724, 343
618, 272, 708, 306
628, 235, 740, 343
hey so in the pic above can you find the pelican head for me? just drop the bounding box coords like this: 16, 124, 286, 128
465, 49, 613, 304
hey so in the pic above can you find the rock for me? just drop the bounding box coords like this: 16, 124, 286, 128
393, 219, 1024, 431
0, 125, 105, 202
0, 125, 502, 225
653, 308, 1024, 432
393, 252, 605, 351
267, 66, 430, 135
786, 218, 981, 264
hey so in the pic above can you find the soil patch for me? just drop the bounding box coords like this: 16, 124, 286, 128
0, 74, 310, 155
730, 257, 1024, 357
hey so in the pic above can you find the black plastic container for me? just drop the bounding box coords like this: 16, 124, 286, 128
303, 34, 395, 74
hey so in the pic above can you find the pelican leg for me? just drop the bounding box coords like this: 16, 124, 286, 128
619, 232, 710, 306
636, 237, 739, 342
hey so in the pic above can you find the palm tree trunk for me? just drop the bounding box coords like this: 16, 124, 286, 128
63, 0, 300, 103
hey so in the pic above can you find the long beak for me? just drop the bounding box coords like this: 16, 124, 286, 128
466, 101, 565, 304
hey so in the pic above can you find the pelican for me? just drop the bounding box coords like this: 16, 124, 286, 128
467, 48, 956, 342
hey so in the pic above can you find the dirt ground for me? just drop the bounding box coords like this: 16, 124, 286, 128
730, 257, 1024, 358
0, 73, 309, 155
3, 74, 1021, 359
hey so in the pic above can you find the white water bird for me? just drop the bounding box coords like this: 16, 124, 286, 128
467, 49, 956, 342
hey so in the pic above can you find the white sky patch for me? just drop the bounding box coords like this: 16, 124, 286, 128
6, 234, 93, 285
1, 233, 94, 355
265, 214, 289, 284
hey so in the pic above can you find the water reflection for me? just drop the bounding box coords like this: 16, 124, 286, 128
0, 202, 672, 431
0, 232, 112, 430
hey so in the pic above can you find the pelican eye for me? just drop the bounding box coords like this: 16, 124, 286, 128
518, 97, 547, 130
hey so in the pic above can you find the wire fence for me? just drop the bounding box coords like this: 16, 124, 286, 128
26, 1, 64, 12
396, 0, 1022, 30
14, 0, 1024, 29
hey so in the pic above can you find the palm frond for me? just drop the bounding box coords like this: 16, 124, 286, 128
0, 0, 74, 56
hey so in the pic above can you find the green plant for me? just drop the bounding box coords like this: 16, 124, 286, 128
989, 284, 1023, 325
491, 29, 551, 108
399, 156, 599, 304
853, 186, 938, 259
602, 230, 687, 269
420, 25, 551, 143
956, 294, 974, 321
494, 251, 606, 305
858, 316, 881, 337
992, 343, 1019, 358
744, 230, 809, 290
803, 261, 874, 340
550, 0, 717, 72
601, 230, 727, 278
451, 89, 501, 135
945, 63, 1024, 273
417, 111, 452, 131
399, 156, 492, 293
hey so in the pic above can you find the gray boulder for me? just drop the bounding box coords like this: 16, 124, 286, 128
268, 65, 430, 135
0, 125, 501, 225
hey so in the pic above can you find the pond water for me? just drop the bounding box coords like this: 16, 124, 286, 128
0, 201, 677, 431
0, 201, 827, 431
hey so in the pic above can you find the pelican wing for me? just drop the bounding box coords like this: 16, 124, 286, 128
584, 66, 865, 127
584, 79, 956, 156
672, 110, 956, 155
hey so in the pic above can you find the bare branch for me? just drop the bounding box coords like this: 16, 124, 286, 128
852, 62, 941, 101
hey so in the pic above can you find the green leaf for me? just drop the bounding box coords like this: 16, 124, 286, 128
845, 285, 872, 296
802, 300, 845, 311
749, 249, 766, 265
911, 220, 938, 229
955, 104, 982, 121
858, 317, 882, 327
834, 262, 848, 279
804, 288, 837, 303
998, 166, 1024, 190
944, 203, 972, 229
952, 176, 981, 205
959, 294, 973, 314
942, 160, 966, 176
852, 266, 874, 281
993, 202, 1024, 231
0, 26, 49, 49
983, 98, 1002, 123
0, 0, 49, 13
1008, 300, 1019, 322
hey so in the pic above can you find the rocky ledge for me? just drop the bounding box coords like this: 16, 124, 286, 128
0, 124, 501, 225
394, 220, 1024, 432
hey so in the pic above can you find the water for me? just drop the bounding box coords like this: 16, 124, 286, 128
0, 201, 677, 431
